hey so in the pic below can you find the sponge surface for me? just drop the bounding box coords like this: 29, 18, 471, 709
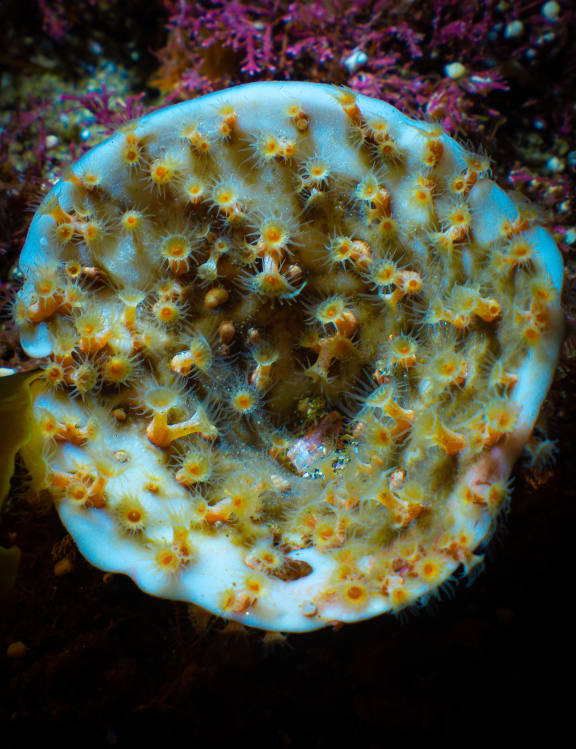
15, 82, 563, 631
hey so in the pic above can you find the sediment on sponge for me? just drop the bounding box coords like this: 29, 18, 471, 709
13, 81, 564, 633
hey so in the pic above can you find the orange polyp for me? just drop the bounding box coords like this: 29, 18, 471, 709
218, 106, 237, 138
381, 399, 415, 436
337, 90, 363, 125
44, 362, 66, 387
27, 292, 65, 324
47, 201, 73, 225
163, 237, 193, 275
450, 175, 466, 193
54, 419, 89, 446
67, 480, 90, 505
419, 558, 444, 583
123, 146, 141, 165
529, 300, 551, 330
147, 404, 218, 447
502, 215, 532, 240
349, 239, 372, 268
154, 165, 169, 181
107, 360, 125, 380
433, 420, 467, 455
145, 412, 177, 448
121, 210, 144, 232
505, 238, 533, 268
287, 103, 309, 131
390, 336, 417, 369
423, 138, 443, 167
413, 186, 432, 207
55, 222, 75, 243
376, 135, 403, 163
463, 169, 478, 193
80, 172, 101, 189
122, 134, 143, 167
149, 157, 178, 188
278, 137, 296, 159
201, 286, 228, 309
341, 581, 369, 608
483, 399, 518, 445
328, 236, 355, 266
155, 547, 182, 574
170, 350, 207, 378
81, 220, 104, 244
371, 259, 397, 288
78, 328, 110, 354
175, 449, 212, 486
389, 587, 408, 608
230, 385, 259, 416
192, 133, 211, 154
396, 270, 422, 296
367, 188, 392, 222
153, 299, 183, 325
474, 296, 501, 322
103, 355, 138, 385
334, 310, 357, 338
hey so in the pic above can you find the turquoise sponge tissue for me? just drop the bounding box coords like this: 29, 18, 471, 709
14, 82, 563, 632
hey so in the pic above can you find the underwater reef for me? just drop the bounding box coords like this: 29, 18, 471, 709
0, 0, 575, 745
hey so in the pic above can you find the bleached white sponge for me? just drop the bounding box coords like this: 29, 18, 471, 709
16, 82, 563, 632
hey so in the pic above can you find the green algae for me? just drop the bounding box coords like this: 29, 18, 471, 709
0, 369, 41, 595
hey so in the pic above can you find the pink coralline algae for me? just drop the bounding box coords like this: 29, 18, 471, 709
149, 0, 570, 134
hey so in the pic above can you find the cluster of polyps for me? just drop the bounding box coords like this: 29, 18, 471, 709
14, 82, 563, 632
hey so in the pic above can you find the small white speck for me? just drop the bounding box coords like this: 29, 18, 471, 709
546, 156, 565, 172
444, 62, 467, 80
505, 20, 524, 38
542, 1, 560, 21
45, 135, 59, 149
343, 49, 368, 74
